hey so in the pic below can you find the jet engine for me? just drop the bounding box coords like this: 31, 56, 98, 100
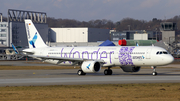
121, 66, 141, 72
81, 61, 101, 73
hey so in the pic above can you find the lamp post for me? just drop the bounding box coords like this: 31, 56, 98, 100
156, 28, 157, 40
128, 25, 130, 31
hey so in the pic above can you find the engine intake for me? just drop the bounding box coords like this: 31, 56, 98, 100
81, 61, 101, 73
121, 66, 141, 72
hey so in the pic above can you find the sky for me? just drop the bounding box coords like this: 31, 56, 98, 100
0, 0, 180, 22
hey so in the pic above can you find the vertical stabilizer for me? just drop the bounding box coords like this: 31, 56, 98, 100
24, 19, 48, 48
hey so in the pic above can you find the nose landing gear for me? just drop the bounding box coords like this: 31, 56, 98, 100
151, 66, 157, 76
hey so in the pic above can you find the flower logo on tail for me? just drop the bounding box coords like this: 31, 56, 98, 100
29, 32, 37, 48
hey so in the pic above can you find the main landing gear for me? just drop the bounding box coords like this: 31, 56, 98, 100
151, 66, 157, 76
104, 67, 113, 75
77, 70, 86, 76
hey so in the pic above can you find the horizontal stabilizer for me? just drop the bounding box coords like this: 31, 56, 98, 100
11, 43, 19, 54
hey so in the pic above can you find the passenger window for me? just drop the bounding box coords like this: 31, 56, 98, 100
160, 52, 162, 54
156, 52, 159, 54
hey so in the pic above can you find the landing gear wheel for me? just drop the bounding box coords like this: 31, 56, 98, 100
104, 69, 113, 75
152, 72, 157, 76
104, 69, 108, 75
77, 70, 86, 76
151, 66, 157, 76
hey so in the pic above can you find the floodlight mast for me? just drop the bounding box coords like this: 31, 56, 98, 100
0, 13, 2, 22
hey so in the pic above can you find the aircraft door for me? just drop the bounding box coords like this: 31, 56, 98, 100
113, 51, 119, 65
146, 48, 152, 59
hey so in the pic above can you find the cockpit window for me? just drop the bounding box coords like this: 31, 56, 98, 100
163, 51, 168, 54
156, 51, 169, 55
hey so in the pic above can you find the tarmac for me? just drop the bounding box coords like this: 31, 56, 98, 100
0, 61, 180, 86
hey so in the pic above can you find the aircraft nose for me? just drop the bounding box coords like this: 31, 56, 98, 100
166, 55, 174, 64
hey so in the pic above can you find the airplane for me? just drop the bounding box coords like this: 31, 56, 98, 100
13, 19, 174, 76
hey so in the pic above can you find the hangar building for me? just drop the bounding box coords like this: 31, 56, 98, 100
111, 30, 162, 41
50, 28, 110, 42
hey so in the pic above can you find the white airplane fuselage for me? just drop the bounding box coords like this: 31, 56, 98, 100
20, 19, 174, 76
28, 46, 174, 67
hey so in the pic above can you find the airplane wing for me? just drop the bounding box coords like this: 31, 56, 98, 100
28, 55, 105, 65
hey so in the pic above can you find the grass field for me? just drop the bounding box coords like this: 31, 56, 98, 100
0, 83, 180, 101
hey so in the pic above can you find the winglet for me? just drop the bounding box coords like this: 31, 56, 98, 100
136, 42, 139, 46
11, 43, 19, 54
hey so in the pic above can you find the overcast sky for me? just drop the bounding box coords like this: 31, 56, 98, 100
0, 0, 180, 22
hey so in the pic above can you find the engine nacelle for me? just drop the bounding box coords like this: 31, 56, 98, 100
81, 61, 101, 73
121, 66, 141, 72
